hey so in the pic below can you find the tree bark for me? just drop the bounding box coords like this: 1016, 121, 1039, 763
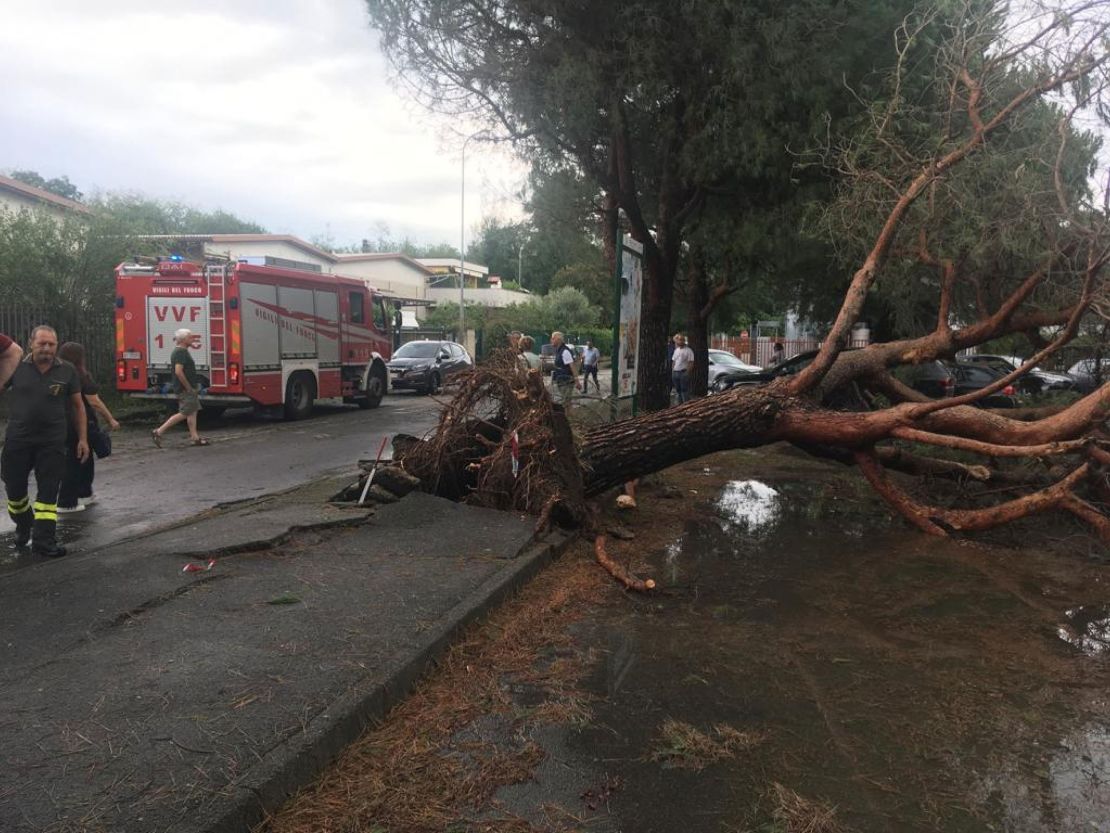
579, 387, 788, 495
685, 251, 710, 397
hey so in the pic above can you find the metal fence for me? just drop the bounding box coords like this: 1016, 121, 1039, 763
0, 304, 116, 383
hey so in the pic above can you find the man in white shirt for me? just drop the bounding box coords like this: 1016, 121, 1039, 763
550, 331, 578, 404
580, 339, 601, 393
671, 333, 695, 403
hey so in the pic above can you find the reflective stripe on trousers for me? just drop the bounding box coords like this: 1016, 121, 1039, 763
7, 496, 31, 517
33, 500, 58, 522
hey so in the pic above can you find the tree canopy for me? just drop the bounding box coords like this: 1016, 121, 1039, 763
366, 0, 945, 409
8, 169, 83, 202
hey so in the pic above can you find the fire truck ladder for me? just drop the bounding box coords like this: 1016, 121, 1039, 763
206, 263, 229, 388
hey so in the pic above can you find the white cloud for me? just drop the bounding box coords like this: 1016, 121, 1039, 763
0, 0, 526, 246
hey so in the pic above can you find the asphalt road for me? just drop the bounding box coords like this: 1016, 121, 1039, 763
0, 393, 443, 571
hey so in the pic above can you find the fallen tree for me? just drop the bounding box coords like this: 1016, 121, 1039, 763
389, 1, 1110, 556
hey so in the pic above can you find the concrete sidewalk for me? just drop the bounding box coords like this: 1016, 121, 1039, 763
0, 478, 568, 832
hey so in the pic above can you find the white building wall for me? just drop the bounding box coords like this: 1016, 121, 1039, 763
0, 190, 72, 222
426, 287, 531, 308
333, 259, 427, 299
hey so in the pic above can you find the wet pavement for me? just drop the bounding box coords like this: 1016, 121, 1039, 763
492, 460, 1110, 832
0, 394, 442, 573
0, 478, 566, 833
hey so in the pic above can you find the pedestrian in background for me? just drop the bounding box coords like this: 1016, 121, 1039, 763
768, 341, 785, 367
1, 325, 87, 557
520, 335, 541, 371
549, 331, 578, 404
0, 333, 22, 388
152, 328, 210, 447
580, 339, 601, 393
671, 333, 694, 403
57, 342, 120, 514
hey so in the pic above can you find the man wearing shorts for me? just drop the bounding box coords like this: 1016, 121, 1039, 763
152, 328, 209, 447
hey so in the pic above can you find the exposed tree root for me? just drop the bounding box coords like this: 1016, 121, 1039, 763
396, 350, 589, 531
594, 535, 655, 592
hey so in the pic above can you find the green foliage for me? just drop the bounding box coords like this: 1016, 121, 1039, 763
9, 169, 83, 202
0, 207, 134, 319
466, 218, 528, 283
543, 286, 597, 331
812, 5, 1105, 339
550, 261, 612, 323
0, 190, 267, 331
367, 0, 932, 402
422, 300, 489, 333
93, 194, 265, 235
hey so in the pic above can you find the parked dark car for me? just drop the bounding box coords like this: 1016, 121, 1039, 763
1067, 358, 1110, 394
960, 353, 1074, 394
723, 349, 823, 389
707, 349, 763, 392
721, 349, 867, 410
898, 360, 1018, 407
898, 360, 956, 399
387, 340, 473, 394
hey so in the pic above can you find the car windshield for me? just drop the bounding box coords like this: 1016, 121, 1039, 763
709, 351, 747, 368
394, 342, 442, 359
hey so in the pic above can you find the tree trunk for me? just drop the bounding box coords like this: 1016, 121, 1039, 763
599, 190, 619, 278
637, 243, 678, 412
685, 251, 710, 397
579, 387, 788, 495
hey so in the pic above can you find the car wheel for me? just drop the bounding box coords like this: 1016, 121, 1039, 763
358, 366, 387, 409
283, 373, 315, 420
425, 373, 441, 396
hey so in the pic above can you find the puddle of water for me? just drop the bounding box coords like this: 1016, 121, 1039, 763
1057, 605, 1110, 656
564, 475, 1110, 832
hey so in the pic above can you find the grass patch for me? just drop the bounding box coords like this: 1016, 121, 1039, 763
649, 719, 765, 771
767, 782, 845, 833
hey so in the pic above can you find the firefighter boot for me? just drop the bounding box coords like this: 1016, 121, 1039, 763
31, 501, 66, 558
8, 496, 32, 547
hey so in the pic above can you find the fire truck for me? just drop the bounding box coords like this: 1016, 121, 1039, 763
114, 256, 392, 419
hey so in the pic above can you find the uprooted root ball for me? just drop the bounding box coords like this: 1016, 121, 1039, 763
395, 350, 590, 532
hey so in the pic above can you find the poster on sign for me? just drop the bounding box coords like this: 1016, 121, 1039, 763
616, 235, 643, 399
146, 298, 210, 370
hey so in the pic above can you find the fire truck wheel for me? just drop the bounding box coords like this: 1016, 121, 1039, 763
425, 373, 442, 396
358, 366, 387, 409
283, 373, 316, 421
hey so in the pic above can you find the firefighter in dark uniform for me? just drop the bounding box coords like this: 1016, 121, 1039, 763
2, 325, 88, 557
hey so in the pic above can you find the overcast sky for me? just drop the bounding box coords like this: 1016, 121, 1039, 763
1, 0, 525, 247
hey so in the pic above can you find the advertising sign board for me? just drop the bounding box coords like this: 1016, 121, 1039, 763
615, 235, 643, 399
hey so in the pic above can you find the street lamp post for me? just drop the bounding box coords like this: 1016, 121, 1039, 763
517, 241, 527, 290
459, 132, 485, 344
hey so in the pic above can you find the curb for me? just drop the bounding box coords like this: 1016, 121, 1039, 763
177, 528, 576, 833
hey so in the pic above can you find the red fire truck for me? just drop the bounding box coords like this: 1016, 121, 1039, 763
114, 256, 392, 419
